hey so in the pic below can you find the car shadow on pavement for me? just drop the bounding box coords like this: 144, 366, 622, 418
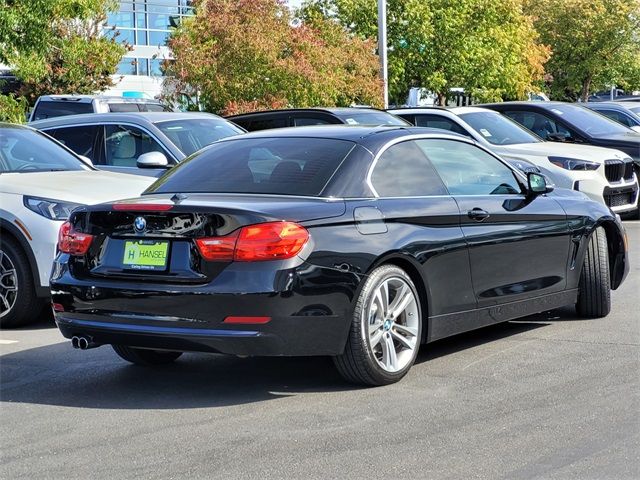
0, 310, 570, 410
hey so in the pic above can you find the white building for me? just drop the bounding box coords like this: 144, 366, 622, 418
103, 0, 194, 98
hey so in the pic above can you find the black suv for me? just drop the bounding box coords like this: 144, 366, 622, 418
226, 108, 409, 131
482, 102, 640, 162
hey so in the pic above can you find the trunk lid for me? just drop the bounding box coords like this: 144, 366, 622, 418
68, 194, 346, 283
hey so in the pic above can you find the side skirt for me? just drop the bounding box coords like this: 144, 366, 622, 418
427, 289, 579, 343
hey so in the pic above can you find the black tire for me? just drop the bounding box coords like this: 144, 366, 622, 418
576, 227, 611, 318
112, 345, 183, 366
0, 236, 44, 328
333, 265, 423, 386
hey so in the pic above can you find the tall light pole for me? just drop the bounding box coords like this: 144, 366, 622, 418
378, 0, 388, 108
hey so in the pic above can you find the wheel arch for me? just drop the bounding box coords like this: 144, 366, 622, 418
0, 218, 46, 297
366, 252, 431, 344
593, 219, 626, 290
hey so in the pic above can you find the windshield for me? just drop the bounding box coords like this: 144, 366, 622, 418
0, 127, 88, 173
147, 137, 355, 196
155, 118, 244, 156
334, 111, 409, 126
545, 104, 633, 136
459, 111, 541, 145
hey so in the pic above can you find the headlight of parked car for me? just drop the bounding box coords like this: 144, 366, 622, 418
23, 196, 84, 220
548, 157, 600, 171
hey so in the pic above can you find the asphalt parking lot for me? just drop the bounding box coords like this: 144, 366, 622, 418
1, 221, 638, 480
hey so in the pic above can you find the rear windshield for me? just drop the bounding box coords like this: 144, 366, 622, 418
155, 118, 244, 155
31, 101, 93, 120
147, 137, 355, 196
334, 111, 409, 126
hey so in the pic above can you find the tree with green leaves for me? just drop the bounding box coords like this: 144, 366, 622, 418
166, 0, 382, 114
0, 0, 125, 119
301, 0, 549, 105
525, 0, 640, 101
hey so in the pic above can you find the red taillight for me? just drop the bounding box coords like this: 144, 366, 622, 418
195, 230, 239, 262
195, 221, 309, 262
112, 203, 173, 211
235, 222, 309, 261
57, 221, 94, 255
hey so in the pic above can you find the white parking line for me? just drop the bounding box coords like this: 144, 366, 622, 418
0, 339, 19, 345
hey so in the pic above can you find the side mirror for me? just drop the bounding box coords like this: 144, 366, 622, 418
78, 155, 93, 166
136, 151, 169, 169
528, 172, 554, 195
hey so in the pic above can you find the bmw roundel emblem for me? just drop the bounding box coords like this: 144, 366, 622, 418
133, 216, 147, 233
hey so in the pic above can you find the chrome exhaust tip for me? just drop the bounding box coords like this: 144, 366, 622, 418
71, 336, 80, 349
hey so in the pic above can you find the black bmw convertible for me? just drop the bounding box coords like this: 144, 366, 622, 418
51, 126, 629, 386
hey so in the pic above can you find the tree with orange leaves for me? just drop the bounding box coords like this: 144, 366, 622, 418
166, 0, 382, 114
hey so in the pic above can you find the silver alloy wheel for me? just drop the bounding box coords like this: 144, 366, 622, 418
365, 276, 419, 373
0, 250, 18, 318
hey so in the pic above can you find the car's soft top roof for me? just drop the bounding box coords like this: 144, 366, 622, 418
29, 112, 226, 128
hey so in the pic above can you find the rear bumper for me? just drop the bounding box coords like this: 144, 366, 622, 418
55, 313, 349, 356
51, 259, 361, 356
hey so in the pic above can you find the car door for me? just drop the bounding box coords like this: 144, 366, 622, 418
367, 139, 477, 336
417, 138, 571, 309
101, 124, 174, 177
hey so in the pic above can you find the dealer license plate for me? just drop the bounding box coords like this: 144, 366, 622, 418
122, 240, 169, 271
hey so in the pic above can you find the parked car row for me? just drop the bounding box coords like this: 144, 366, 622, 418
0, 99, 635, 385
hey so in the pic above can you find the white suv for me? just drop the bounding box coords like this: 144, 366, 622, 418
0, 123, 154, 327
390, 107, 639, 216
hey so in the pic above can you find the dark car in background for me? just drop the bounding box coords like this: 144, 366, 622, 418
51, 126, 628, 386
31, 112, 244, 177
583, 102, 640, 133
226, 107, 410, 131
482, 102, 640, 162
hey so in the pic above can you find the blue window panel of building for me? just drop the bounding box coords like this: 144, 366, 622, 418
137, 58, 150, 76
149, 58, 164, 77
107, 11, 134, 28
116, 58, 137, 75
136, 29, 148, 46
148, 30, 170, 46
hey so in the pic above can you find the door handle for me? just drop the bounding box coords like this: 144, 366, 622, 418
468, 208, 490, 221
